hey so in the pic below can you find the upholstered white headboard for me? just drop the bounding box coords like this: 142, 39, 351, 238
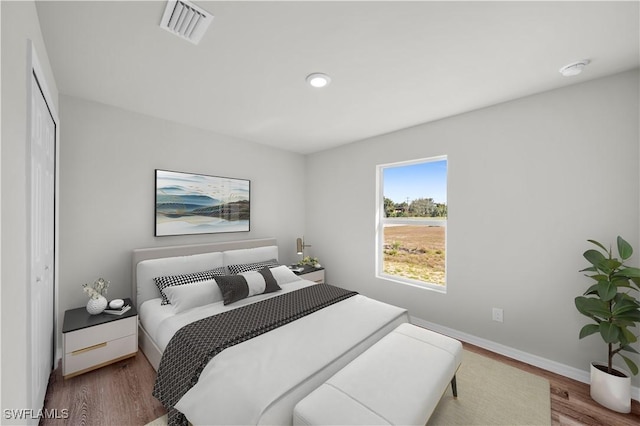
132, 238, 278, 310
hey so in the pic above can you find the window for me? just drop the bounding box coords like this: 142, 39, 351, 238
376, 156, 447, 291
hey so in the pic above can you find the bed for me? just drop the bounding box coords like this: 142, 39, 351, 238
132, 238, 409, 425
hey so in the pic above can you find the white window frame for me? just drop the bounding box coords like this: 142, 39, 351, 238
375, 156, 447, 293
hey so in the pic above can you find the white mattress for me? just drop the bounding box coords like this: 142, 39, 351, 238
139, 297, 173, 344
142, 281, 409, 425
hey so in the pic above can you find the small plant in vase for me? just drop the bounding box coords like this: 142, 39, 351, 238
83, 278, 110, 315
575, 236, 640, 413
298, 256, 321, 268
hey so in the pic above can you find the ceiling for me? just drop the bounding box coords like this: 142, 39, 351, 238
35, 1, 639, 154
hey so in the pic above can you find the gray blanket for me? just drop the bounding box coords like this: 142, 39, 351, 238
152, 283, 357, 426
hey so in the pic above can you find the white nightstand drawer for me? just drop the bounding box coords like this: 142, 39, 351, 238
64, 333, 137, 377
62, 301, 139, 379
301, 269, 325, 284
65, 316, 137, 353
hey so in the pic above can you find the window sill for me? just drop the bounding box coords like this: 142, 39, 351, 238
377, 273, 447, 294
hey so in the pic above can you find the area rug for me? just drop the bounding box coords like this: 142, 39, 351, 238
428, 350, 551, 425
146, 349, 551, 426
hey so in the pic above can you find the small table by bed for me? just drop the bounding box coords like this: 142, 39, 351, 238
62, 298, 138, 379
291, 265, 325, 284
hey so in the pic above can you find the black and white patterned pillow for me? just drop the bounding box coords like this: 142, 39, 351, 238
227, 259, 281, 274
215, 267, 281, 305
154, 267, 226, 305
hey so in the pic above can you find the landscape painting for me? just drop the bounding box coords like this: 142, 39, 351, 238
155, 169, 250, 236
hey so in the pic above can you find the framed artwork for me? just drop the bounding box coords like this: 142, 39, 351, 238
155, 169, 250, 236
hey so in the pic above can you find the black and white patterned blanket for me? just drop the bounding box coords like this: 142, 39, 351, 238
152, 284, 357, 426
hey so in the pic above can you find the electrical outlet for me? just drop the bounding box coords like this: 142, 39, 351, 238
492, 308, 504, 322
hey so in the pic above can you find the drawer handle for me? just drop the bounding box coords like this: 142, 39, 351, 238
72, 342, 107, 355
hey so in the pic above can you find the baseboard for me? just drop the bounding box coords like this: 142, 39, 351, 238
410, 316, 640, 402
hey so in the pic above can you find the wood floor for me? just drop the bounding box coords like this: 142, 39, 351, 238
41, 353, 166, 426
41, 344, 640, 426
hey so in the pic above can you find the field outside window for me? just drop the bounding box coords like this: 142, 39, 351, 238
377, 157, 447, 290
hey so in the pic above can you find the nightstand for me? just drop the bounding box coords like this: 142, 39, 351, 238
292, 265, 325, 284
62, 298, 138, 379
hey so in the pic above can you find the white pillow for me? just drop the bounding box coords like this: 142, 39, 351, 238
136, 251, 224, 308
270, 265, 302, 285
162, 279, 222, 314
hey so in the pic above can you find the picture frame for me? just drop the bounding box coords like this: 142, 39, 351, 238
155, 169, 250, 236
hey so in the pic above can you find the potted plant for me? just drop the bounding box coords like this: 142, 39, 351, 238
298, 256, 321, 268
575, 236, 640, 413
83, 277, 110, 315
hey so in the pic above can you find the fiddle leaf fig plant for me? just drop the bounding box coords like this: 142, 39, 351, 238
576, 236, 640, 376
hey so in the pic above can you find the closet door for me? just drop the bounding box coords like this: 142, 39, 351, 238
30, 70, 56, 415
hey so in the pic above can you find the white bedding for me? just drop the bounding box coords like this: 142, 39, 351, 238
142, 279, 408, 425
141, 280, 315, 351
177, 290, 408, 425
139, 298, 173, 344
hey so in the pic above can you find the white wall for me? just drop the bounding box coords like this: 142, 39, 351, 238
306, 70, 640, 387
58, 95, 307, 351
1, 1, 3, 413
1, 0, 59, 421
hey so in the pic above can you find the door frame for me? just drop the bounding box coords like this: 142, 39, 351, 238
26, 39, 60, 413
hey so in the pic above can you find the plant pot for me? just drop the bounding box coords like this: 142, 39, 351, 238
590, 362, 631, 413
86, 295, 107, 315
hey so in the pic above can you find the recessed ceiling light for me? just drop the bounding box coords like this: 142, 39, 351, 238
306, 73, 331, 88
559, 60, 590, 77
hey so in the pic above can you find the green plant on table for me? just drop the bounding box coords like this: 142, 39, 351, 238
298, 256, 320, 267
575, 236, 640, 376
82, 277, 110, 299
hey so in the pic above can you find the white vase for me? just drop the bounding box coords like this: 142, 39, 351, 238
590, 362, 631, 413
86, 295, 107, 315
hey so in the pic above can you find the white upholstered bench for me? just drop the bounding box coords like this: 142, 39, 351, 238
293, 323, 463, 426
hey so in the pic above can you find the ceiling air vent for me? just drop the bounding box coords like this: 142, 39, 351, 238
160, 0, 213, 45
